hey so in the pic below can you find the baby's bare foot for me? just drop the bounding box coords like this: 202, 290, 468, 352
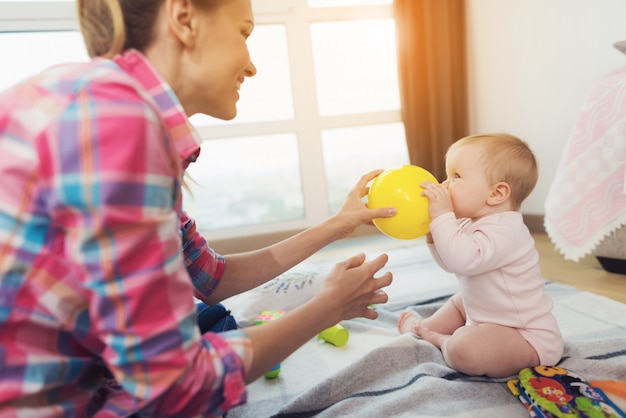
397, 312, 422, 335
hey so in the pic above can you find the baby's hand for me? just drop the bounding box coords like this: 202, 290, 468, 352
421, 181, 454, 219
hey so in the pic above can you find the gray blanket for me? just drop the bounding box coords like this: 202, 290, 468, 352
226, 237, 626, 418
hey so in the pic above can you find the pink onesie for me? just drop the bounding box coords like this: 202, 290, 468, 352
428, 211, 563, 365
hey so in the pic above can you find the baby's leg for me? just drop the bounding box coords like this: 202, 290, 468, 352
420, 323, 540, 378
421, 293, 466, 335
397, 293, 466, 335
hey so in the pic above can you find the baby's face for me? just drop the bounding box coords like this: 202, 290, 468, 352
444, 144, 493, 219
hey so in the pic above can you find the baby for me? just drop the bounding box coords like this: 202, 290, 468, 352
397, 133, 563, 378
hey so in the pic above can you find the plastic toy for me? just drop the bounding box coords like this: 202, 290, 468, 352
590, 380, 626, 412
318, 324, 349, 347
367, 164, 438, 240
264, 364, 281, 379
256, 310, 285, 378
255, 310, 285, 325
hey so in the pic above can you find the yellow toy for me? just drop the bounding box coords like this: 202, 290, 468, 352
318, 324, 349, 347
367, 164, 438, 240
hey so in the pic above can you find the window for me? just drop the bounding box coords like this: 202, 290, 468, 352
0, 0, 409, 240
0, 31, 87, 92
183, 133, 304, 231
308, 0, 392, 7
311, 18, 400, 116
322, 122, 407, 214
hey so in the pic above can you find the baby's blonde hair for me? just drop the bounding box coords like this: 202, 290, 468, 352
447, 133, 538, 210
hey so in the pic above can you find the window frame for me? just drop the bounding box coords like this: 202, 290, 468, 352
0, 0, 402, 243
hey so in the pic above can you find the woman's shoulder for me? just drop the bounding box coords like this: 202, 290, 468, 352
1, 59, 143, 135
43, 59, 148, 101
1, 59, 143, 109
2, 60, 149, 119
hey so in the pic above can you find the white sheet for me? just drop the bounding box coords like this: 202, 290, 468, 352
225, 234, 626, 418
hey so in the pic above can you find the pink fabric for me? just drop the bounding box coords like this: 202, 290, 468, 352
545, 66, 626, 261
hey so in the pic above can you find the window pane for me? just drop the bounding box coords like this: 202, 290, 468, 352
0, 31, 87, 92
322, 123, 409, 214
189, 24, 294, 127
311, 19, 400, 116
308, 0, 391, 6
183, 134, 304, 230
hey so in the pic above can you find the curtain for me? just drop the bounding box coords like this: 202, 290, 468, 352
393, 0, 468, 181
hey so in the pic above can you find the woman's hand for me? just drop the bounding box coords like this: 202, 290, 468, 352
316, 252, 392, 322
242, 252, 392, 382
214, 171, 396, 302
330, 170, 397, 239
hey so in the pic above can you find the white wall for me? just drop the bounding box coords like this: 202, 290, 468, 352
466, 0, 626, 215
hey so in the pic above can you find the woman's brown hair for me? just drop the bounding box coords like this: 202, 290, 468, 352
76, 0, 224, 58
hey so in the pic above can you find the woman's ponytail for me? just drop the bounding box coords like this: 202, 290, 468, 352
76, 0, 125, 58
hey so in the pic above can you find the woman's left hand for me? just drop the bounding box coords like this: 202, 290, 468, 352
331, 170, 397, 239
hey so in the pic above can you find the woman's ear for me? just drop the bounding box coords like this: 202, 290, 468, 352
166, 0, 197, 48
487, 182, 511, 206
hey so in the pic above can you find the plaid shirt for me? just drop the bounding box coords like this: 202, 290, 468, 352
0, 49, 251, 417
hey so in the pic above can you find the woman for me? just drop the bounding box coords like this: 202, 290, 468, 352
0, 0, 395, 416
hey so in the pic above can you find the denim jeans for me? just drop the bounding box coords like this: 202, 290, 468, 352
195, 302, 238, 333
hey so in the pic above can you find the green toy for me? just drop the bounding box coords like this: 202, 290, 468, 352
318, 324, 349, 347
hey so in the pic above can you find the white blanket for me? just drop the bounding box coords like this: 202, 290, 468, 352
225, 234, 626, 418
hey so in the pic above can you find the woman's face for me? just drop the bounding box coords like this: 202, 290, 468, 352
186, 0, 257, 119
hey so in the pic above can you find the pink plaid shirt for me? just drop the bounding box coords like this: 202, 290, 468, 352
0, 49, 251, 417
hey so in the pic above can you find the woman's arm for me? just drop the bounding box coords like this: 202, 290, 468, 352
204, 170, 397, 303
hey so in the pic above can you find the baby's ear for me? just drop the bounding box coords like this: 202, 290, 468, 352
487, 182, 511, 206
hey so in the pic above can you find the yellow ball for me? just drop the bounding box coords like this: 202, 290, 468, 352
367, 165, 438, 240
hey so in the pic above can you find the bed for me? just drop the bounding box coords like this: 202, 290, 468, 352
544, 61, 626, 272
222, 233, 626, 417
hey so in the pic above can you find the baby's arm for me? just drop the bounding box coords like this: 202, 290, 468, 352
425, 237, 453, 273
